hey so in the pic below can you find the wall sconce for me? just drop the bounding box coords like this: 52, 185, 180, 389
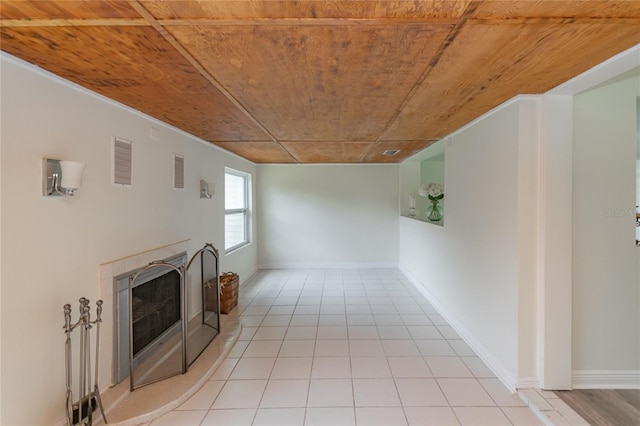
200, 180, 214, 199
43, 158, 86, 197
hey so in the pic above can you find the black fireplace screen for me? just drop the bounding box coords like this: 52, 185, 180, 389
131, 269, 180, 356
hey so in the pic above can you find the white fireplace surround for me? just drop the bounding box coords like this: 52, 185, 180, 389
98, 240, 190, 389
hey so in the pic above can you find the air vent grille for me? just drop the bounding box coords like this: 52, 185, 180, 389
383, 149, 400, 156
113, 137, 132, 186
174, 155, 184, 189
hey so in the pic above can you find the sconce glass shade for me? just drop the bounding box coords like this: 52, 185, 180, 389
200, 180, 213, 199
59, 160, 86, 191
43, 158, 86, 196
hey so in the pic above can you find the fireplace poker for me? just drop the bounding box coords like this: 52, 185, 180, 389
64, 298, 107, 425
64, 304, 74, 426
78, 298, 87, 425
82, 300, 93, 425
92, 300, 107, 424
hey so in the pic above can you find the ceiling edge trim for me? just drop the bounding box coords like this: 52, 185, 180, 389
256, 163, 401, 168
401, 44, 640, 164
400, 94, 540, 163
0, 52, 258, 165
547, 43, 640, 96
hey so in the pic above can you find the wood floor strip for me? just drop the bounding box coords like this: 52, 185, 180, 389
617, 389, 640, 411
554, 389, 640, 426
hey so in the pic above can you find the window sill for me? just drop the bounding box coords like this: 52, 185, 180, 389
225, 241, 251, 255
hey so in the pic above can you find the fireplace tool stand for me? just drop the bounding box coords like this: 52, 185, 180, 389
64, 298, 107, 425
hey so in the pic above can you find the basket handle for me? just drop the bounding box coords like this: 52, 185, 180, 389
220, 272, 238, 288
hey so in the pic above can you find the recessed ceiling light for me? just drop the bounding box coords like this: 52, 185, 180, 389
383, 149, 400, 156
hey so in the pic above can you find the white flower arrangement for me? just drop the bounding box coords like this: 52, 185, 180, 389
418, 183, 444, 202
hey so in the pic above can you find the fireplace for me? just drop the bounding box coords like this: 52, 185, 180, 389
113, 253, 187, 385
108, 243, 221, 391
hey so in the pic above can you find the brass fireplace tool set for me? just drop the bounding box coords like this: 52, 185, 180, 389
63, 298, 107, 425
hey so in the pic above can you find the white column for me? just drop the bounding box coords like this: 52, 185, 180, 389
537, 94, 573, 390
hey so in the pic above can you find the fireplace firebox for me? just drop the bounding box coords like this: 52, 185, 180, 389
131, 269, 180, 356
113, 253, 187, 386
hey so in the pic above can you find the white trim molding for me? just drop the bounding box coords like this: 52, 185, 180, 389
572, 370, 640, 389
537, 94, 574, 390
1, 52, 253, 163
517, 377, 540, 390
258, 262, 400, 270
400, 266, 519, 393
547, 43, 640, 96
240, 267, 259, 285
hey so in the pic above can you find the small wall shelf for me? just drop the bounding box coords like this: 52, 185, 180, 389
402, 215, 444, 227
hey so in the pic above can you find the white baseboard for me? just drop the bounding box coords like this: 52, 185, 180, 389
572, 370, 640, 389
517, 377, 540, 389
257, 262, 399, 270
400, 266, 520, 393
238, 266, 258, 286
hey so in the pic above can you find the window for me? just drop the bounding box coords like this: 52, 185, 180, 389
225, 168, 250, 252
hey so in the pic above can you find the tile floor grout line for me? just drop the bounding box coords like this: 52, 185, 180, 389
150, 268, 565, 425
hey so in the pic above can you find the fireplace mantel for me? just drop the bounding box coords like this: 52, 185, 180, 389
98, 241, 190, 389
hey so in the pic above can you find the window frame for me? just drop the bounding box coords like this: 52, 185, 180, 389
224, 168, 251, 253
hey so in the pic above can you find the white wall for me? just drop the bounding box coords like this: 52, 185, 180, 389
399, 66, 640, 392
0, 51, 4, 423
0, 53, 257, 425
257, 164, 399, 268
538, 95, 574, 390
572, 73, 640, 387
637, 97, 640, 221
399, 98, 540, 391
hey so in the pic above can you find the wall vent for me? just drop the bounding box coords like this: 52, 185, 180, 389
173, 155, 184, 189
383, 149, 400, 156
112, 137, 132, 186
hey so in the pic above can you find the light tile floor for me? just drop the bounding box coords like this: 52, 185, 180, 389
149, 268, 546, 426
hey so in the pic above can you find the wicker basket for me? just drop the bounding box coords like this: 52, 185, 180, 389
220, 272, 239, 314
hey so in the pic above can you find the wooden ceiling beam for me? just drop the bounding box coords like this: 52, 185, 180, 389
472, 17, 640, 25
4, 16, 639, 28
0, 18, 460, 28
0, 19, 148, 27
157, 18, 460, 26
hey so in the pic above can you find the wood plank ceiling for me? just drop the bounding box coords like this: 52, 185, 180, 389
1, 1, 639, 163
